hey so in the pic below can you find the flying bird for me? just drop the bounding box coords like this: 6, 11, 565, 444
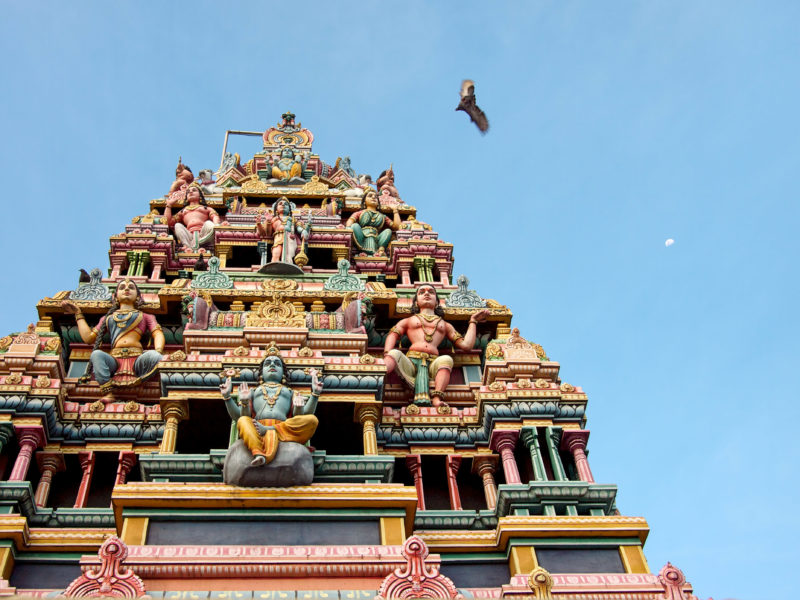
456, 79, 489, 134
78, 269, 91, 283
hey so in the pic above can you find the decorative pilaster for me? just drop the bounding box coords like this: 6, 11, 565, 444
413, 256, 435, 282
34, 452, 65, 507
561, 430, 594, 483
544, 426, 567, 482
8, 426, 45, 481
490, 430, 521, 484
520, 427, 548, 481
472, 455, 499, 510
406, 454, 425, 511
115, 451, 138, 485
445, 455, 462, 510
74, 451, 95, 508
355, 405, 380, 455
158, 401, 187, 454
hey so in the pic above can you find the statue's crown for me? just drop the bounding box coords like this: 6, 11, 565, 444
265, 341, 281, 356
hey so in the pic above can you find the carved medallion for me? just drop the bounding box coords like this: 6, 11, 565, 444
246, 294, 305, 328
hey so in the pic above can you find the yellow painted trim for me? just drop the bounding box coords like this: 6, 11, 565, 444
619, 545, 650, 574
509, 545, 538, 575
380, 517, 406, 545
121, 517, 149, 546
0, 547, 14, 581
521, 420, 553, 427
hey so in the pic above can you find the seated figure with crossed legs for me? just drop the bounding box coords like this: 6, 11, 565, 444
219, 342, 321, 466
384, 284, 489, 413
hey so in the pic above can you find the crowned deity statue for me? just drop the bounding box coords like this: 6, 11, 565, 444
346, 189, 401, 256
256, 196, 309, 265
384, 284, 489, 413
219, 343, 321, 466
62, 279, 165, 392
270, 146, 308, 182
165, 183, 228, 253
169, 158, 194, 194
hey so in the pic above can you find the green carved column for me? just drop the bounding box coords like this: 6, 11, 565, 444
0, 423, 13, 457
126, 251, 139, 277
545, 426, 567, 482
413, 257, 435, 282
136, 251, 151, 276
520, 427, 547, 481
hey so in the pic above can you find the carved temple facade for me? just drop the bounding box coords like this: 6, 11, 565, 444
0, 113, 703, 599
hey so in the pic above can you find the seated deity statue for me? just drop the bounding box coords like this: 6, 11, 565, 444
219, 343, 321, 466
270, 146, 308, 181
165, 183, 228, 253
169, 159, 194, 194
256, 197, 309, 264
346, 189, 401, 256
384, 284, 489, 413
62, 279, 165, 392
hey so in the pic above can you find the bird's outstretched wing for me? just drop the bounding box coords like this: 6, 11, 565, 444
456, 79, 489, 134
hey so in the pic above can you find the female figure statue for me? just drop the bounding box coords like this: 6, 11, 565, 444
62, 279, 165, 391
346, 190, 401, 256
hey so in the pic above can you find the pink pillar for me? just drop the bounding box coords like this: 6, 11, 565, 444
8, 426, 45, 481
110, 255, 126, 279
115, 451, 137, 486
446, 455, 462, 510
561, 430, 595, 483
74, 451, 95, 508
34, 453, 65, 507
399, 264, 413, 286
472, 456, 499, 510
406, 454, 425, 511
490, 430, 521, 484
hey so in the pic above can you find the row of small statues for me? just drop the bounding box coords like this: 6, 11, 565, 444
61, 282, 488, 470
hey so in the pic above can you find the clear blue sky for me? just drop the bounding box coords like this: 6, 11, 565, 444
2, 3, 798, 599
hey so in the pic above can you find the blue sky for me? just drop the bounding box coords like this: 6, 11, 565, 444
1, 2, 798, 599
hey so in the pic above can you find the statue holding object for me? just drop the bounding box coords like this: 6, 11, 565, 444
256, 196, 309, 270
169, 158, 194, 194
62, 279, 165, 392
384, 284, 489, 413
219, 343, 320, 467
346, 189, 401, 256
165, 183, 228, 253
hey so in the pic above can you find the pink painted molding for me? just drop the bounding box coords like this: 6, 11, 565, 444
376, 536, 462, 600
62, 535, 147, 598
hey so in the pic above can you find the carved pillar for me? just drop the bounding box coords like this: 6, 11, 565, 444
544, 426, 567, 481
332, 247, 349, 264
413, 257, 435, 282
149, 255, 166, 282
490, 430, 521, 484
561, 430, 594, 483
8, 426, 45, 481
115, 451, 138, 486
216, 248, 232, 269
399, 262, 413, 286
74, 451, 95, 508
159, 401, 187, 454
257, 241, 269, 266
472, 456, 499, 510
406, 454, 425, 511
356, 405, 380, 455
34, 452, 65, 507
520, 427, 548, 481
445, 455, 462, 510
110, 255, 126, 279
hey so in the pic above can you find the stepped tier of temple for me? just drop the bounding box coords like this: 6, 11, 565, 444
0, 113, 701, 599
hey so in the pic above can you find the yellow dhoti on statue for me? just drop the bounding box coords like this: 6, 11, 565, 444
237, 415, 318, 464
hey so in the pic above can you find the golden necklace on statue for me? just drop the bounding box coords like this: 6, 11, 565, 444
258, 382, 283, 407
415, 315, 441, 343
112, 310, 137, 324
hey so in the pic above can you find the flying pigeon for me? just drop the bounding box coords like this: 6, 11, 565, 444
456, 79, 489, 134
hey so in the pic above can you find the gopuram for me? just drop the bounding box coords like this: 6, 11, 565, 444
0, 112, 703, 599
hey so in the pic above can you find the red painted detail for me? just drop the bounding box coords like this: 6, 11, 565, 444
376, 535, 462, 599
61, 536, 147, 598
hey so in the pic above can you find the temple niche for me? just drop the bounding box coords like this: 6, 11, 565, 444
0, 112, 701, 600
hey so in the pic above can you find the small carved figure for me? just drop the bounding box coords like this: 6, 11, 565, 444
346, 190, 401, 256
270, 146, 308, 182
256, 197, 309, 264
169, 158, 194, 194
165, 184, 228, 253
384, 284, 489, 411
219, 343, 321, 466
62, 279, 164, 391
376, 165, 400, 199
218, 151, 241, 174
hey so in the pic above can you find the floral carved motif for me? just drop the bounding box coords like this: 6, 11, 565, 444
376, 535, 463, 600
246, 294, 305, 328
61, 535, 147, 598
